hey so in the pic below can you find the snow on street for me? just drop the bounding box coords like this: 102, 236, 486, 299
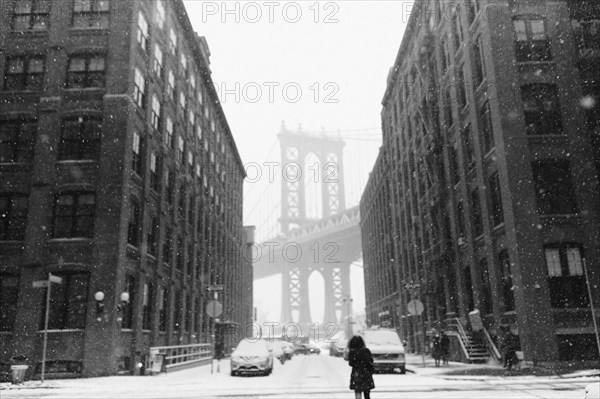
1, 352, 597, 399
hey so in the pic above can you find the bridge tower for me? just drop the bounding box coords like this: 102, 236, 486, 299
278, 123, 351, 329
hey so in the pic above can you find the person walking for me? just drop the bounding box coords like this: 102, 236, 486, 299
347, 335, 375, 399
431, 334, 442, 367
502, 330, 519, 370
440, 331, 450, 365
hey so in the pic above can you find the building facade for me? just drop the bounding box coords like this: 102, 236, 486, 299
362, 0, 600, 362
0, 0, 253, 377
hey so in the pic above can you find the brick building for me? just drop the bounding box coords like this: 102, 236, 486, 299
361, 0, 600, 362
0, 0, 253, 377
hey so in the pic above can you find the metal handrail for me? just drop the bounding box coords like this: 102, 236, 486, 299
445, 318, 471, 360
482, 326, 501, 362
150, 343, 212, 370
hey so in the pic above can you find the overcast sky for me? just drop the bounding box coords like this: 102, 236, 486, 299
183, 0, 410, 324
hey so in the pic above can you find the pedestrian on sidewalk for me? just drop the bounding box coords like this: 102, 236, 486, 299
348, 335, 375, 399
440, 331, 450, 365
502, 330, 519, 370
432, 334, 442, 367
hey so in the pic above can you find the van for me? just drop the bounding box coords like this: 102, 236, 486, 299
360, 328, 406, 374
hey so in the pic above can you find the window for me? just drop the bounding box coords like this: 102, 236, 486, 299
0, 274, 19, 331
163, 227, 172, 264
572, 19, 600, 56
66, 54, 105, 88
167, 70, 175, 100
169, 28, 177, 55
151, 94, 161, 130
470, 188, 483, 237
131, 131, 142, 175
165, 117, 174, 148
155, 0, 165, 29
190, 74, 196, 90
158, 286, 168, 331
127, 198, 140, 247
521, 84, 562, 135
545, 245, 589, 308
3, 56, 45, 91
178, 185, 186, 216
440, 38, 448, 74
142, 282, 152, 330
150, 152, 161, 192
0, 119, 36, 163
449, 142, 460, 185
59, 116, 102, 160
456, 66, 467, 109
467, 0, 480, 25
40, 272, 89, 330
121, 275, 135, 329
499, 250, 515, 312
148, 217, 159, 256
153, 44, 163, 76
133, 68, 145, 109
462, 124, 474, 171
179, 91, 187, 114
186, 245, 193, 277
457, 199, 466, 237
479, 101, 494, 153
52, 192, 96, 238
532, 160, 578, 215
177, 137, 184, 164
176, 236, 184, 271
72, 0, 109, 29
489, 173, 504, 227
0, 194, 28, 240
443, 86, 454, 128
513, 18, 552, 61
166, 170, 175, 205
12, 0, 50, 30
136, 12, 148, 52
180, 52, 188, 76
472, 38, 485, 87
173, 291, 182, 332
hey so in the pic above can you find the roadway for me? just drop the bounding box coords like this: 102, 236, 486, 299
1, 352, 596, 398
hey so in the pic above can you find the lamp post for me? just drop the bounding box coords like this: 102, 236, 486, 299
342, 295, 353, 338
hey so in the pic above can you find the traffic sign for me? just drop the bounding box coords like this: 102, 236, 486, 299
207, 285, 224, 292
33, 280, 49, 288
407, 299, 424, 316
404, 283, 421, 290
49, 274, 62, 284
206, 300, 223, 318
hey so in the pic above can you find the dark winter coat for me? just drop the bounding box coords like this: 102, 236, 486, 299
432, 337, 442, 360
348, 347, 375, 392
440, 334, 450, 355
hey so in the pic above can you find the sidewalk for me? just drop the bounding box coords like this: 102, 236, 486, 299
405, 352, 600, 380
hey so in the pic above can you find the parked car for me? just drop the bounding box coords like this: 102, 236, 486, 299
329, 338, 348, 357
360, 328, 406, 374
293, 341, 321, 355
230, 339, 274, 376
269, 340, 293, 363
585, 382, 599, 399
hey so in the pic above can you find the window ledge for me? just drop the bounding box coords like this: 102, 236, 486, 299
48, 238, 93, 243
0, 240, 25, 244
516, 60, 556, 66
37, 329, 84, 333
483, 148, 496, 159
492, 223, 506, 234
0, 162, 31, 166
63, 88, 106, 93
0, 90, 42, 94
10, 29, 49, 35
57, 160, 98, 165
68, 28, 109, 35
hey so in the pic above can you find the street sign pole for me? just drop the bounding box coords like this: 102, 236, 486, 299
41, 273, 52, 383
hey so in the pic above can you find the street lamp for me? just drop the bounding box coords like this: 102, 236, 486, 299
116, 292, 130, 322
94, 291, 105, 321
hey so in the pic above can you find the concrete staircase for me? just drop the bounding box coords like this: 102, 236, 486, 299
463, 333, 489, 363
